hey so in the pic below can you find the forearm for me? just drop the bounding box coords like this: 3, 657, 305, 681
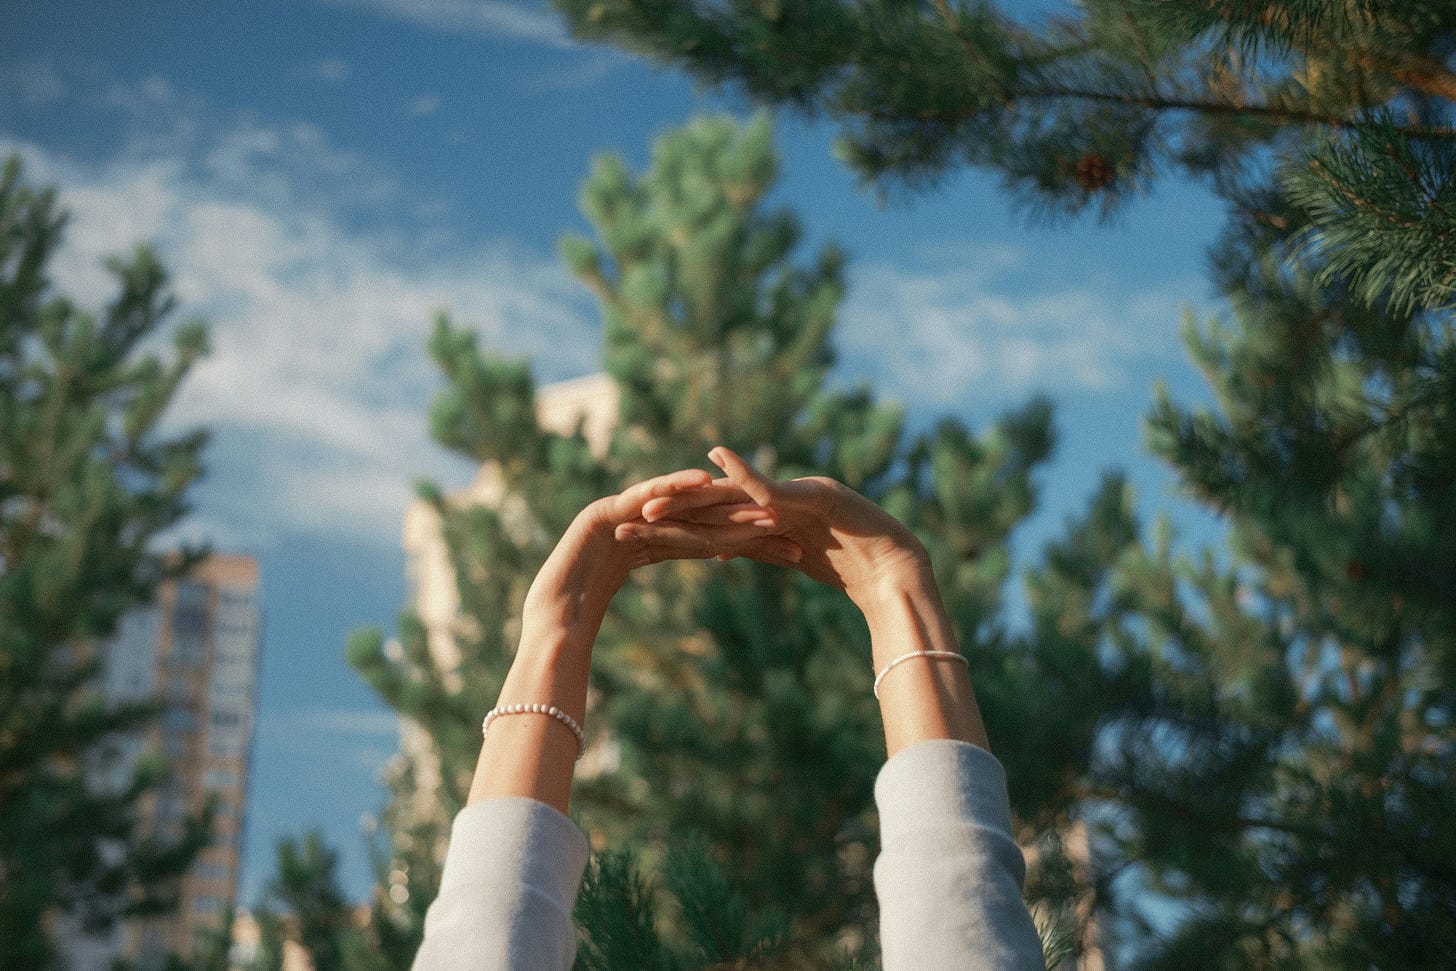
467, 524, 622, 814
467, 625, 593, 814
857, 552, 991, 757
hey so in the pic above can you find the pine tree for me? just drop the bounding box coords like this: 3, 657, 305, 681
540, 4, 1456, 967
0, 156, 213, 968
348, 114, 1130, 966
250, 832, 377, 971
1083, 213, 1455, 967
549, 2, 1455, 230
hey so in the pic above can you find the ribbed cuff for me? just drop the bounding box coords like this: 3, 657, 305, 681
440, 797, 590, 914
874, 739, 1013, 845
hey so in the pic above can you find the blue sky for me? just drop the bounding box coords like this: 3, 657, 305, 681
3, 0, 1229, 904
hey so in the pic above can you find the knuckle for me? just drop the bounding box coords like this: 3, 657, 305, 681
580, 497, 614, 527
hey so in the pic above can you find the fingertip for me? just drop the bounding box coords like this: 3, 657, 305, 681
653, 468, 710, 499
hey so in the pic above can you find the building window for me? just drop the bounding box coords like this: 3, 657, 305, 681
220, 587, 254, 607
193, 895, 226, 916
193, 863, 232, 883
163, 731, 188, 759
208, 735, 244, 758
171, 581, 209, 666
203, 769, 238, 790
141, 925, 166, 957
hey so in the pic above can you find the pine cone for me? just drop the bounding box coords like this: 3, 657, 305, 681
1074, 152, 1115, 191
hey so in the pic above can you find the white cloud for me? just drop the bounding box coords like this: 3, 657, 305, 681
521, 50, 629, 91
324, 0, 573, 47
2, 98, 600, 552
252, 709, 401, 777
314, 58, 353, 83
103, 73, 191, 117
409, 94, 441, 116
268, 708, 403, 736
838, 248, 1197, 408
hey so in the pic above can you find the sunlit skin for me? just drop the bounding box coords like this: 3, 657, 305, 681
468, 447, 990, 815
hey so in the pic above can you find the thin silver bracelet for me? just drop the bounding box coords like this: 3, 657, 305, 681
482, 703, 586, 761
872, 650, 969, 700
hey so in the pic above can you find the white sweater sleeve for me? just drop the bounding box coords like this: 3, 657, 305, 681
413, 741, 1043, 971
873, 739, 1046, 971
411, 796, 589, 971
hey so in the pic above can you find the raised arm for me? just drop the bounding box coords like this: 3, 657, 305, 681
414, 468, 790, 971
638, 447, 1046, 970
640, 447, 988, 754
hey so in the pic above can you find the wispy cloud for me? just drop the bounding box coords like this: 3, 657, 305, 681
252, 708, 401, 779
409, 93, 442, 116
313, 57, 353, 83
267, 708, 403, 736
2, 71, 600, 552
102, 73, 195, 117
521, 50, 629, 91
838, 245, 1198, 409
323, 0, 574, 48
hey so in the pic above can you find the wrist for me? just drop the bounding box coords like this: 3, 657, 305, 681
522, 512, 628, 618
848, 542, 934, 623
504, 614, 595, 706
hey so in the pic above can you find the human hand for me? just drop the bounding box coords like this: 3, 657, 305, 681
629, 446, 929, 610
525, 467, 798, 620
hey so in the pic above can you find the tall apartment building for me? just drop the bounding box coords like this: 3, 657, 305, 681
65, 554, 263, 969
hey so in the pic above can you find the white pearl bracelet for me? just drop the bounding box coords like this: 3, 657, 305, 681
872, 650, 969, 699
482, 703, 586, 761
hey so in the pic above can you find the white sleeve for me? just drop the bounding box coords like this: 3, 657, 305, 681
412, 796, 589, 971
874, 740, 1047, 971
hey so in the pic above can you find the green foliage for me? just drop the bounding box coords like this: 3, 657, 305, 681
1286, 113, 1456, 315
271, 833, 356, 971
573, 849, 675, 971
0, 154, 212, 968
573, 837, 790, 971
246, 908, 288, 971
566, 112, 845, 465
248, 830, 403, 971
557, 2, 1441, 207
1108, 246, 1456, 966
552, 0, 1456, 312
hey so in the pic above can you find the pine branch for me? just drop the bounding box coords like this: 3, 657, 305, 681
856, 84, 1456, 140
